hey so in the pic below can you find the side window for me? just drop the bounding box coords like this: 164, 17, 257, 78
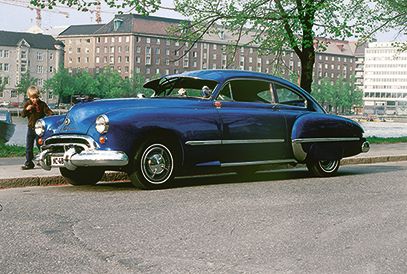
273, 84, 306, 108
218, 79, 273, 104
217, 83, 233, 101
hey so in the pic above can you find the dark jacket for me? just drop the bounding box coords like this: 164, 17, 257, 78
21, 99, 53, 128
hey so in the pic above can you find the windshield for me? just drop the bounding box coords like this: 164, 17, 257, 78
154, 77, 218, 98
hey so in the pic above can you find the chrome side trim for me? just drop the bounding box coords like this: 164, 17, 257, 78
292, 142, 307, 162
185, 140, 222, 146
221, 159, 297, 167
222, 139, 285, 144
186, 139, 285, 146
292, 137, 360, 143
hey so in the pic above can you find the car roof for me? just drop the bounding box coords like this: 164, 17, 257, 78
144, 69, 304, 93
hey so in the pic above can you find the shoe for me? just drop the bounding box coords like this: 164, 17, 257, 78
21, 164, 34, 170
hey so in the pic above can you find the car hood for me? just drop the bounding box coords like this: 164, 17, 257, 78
57, 98, 152, 135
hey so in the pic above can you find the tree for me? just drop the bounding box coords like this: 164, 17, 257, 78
124, 71, 153, 98
95, 68, 126, 98
16, 71, 37, 103
43, 67, 76, 105
72, 70, 99, 97
312, 76, 362, 114
371, 0, 407, 50
0, 78, 5, 95
31, 0, 381, 93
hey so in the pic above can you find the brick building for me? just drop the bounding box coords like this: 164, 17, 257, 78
59, 14, 359, 85
0, 30, 64, 104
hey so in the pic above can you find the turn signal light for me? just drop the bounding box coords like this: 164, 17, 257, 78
99, 136, 106, 144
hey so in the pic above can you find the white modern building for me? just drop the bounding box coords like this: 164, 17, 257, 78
363, 42, 407, 115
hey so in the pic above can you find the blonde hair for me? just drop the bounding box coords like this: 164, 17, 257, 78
27, 85, 40, 99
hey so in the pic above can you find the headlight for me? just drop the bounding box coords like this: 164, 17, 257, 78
35, 119, 45, 137
95, 114, 109, 134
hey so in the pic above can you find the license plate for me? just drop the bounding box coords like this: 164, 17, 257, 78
51, 156, 64, 166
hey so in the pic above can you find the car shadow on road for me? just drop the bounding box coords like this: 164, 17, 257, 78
83, 163, 405, 191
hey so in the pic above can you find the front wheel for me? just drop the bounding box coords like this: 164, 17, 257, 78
306, 159, 340, 177
128, 139, 177, 189
60, 167, 105, 186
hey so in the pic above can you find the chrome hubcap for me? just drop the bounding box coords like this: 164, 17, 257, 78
141, 144, 173, 184
318, 160, 338, 173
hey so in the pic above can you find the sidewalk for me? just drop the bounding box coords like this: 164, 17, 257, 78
1, 143, 407, 188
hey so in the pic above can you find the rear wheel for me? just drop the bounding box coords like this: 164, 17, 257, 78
60, 167, 105, 186
128, 139, 177, 189
306, 159, 340, 177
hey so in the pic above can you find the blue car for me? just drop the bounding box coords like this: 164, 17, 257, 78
36, 70, 370, 189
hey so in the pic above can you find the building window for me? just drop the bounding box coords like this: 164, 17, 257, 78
11, 90, 17, 98
146, 56, 151, 65
37, 52, 43, 61
156, 68, 160, 74
77, 48, 81, 53
96, 47, 100, 53
127, 36, 131, 43
135, 56, 140, 63
37, 65, 43, 73
118, 56, 122, 63
125, 66, 129, 72
146, 37, 151, 44
49, 66, 53, 72
77, 57, 81, 63
96, 57, 100, 63
146, 67, 150, 74
21, 51, 27, 59
37, 78, 43, 86
135, 67, 140, 73
155, 48, 160, 55
166, 49, 170, 56
97, 37, 101, 43
3, 63, 9, 72
155, 58, 160, 65
157, 38, 160, 44
111, 37, 115, 43
146, 47, 151, 55
166, 40, 171, 46
110, 46, 115, 53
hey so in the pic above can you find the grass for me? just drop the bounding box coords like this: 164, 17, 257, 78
0, 143, 39, 158
366, 136, 407, 144
0, 136, 406, 158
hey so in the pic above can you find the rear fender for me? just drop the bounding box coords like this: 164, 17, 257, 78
291, 113, 364, 162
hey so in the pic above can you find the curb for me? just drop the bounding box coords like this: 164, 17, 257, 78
1, 155, 407, 189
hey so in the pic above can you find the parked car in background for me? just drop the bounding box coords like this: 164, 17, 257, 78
35, 70, 370, 189
0, 109, 16, 143
0, 101, 10, 108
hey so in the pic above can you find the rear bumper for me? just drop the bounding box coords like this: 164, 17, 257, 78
39, 148, 129, 171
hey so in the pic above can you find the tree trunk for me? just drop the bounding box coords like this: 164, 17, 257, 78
299, 46, 315, 93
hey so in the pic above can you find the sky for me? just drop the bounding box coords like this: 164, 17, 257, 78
0, 0, 405, 42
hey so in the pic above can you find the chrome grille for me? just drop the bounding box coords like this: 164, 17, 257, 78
43, 135, 99, 152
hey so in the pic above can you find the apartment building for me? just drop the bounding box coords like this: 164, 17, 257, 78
0, 31, 64, 104
363, 42, 407, 115
59, 14, 358, 85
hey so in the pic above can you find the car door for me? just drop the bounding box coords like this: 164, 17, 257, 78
215, 78, 292, 165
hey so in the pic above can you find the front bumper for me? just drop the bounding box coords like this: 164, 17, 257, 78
38, 134, 129, 171
39, 148, 129, 171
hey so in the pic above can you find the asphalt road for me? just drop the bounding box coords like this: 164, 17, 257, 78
1, 162, 407, 273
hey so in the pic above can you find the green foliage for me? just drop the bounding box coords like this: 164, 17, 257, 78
0, 78, 5, 94
367, 136, 407, 144
370, 0, 407, 49
44, 67, 76, 104
44, 67, 152, 102
16, 71, 37, 97
311, 76, 363, 114
0, 143, 39, 157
